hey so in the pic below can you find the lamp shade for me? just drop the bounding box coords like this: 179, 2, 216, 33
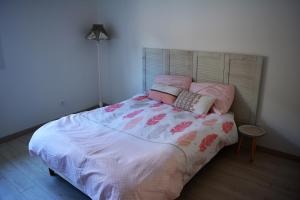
86, 24, 109, 41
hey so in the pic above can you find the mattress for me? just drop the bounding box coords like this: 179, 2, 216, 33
29, 94, 238, 200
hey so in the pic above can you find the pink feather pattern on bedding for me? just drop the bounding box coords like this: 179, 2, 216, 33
150, 102, 163, 108
222, 122, 234, 134
123, 109, 144, 119
171, 121, 193, 134
123, 116, 144, 130
199, 134, 218, 152
132, 95, 148, 101
177, 131, 197, 146
194, 114, 207, 119
105, 103, 124, 112
146, 113, 166, 126
202, 119, 218, 126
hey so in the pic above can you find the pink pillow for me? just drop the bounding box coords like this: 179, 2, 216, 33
148, 90, 177, 105
189, 82, 235, 114
155, 75, 192, 90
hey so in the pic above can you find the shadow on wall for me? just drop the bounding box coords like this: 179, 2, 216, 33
0, 37, 5, 69
256, 57, 300, 155
256, 56, 268, 121
258, 117, 300, 156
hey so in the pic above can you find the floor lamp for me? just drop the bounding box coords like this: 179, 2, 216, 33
86, 24, 109, 107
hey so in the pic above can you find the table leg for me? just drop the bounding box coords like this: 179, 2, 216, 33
236, 135, 243, 154
250, 138, 256, 162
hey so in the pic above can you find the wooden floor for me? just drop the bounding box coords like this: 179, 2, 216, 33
0, 133, 299, 200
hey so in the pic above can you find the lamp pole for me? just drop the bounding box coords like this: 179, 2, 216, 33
96, 41, 103, 107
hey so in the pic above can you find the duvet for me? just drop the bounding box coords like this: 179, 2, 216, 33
29, 94, 238, 200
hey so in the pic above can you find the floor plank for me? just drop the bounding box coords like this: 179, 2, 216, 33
0, 174, 24, 200
0, 134, 89, 200
0, 133, 299, 200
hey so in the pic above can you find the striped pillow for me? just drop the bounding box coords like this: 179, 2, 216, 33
151, 83, 182, 96
174, 90, 215, 115
148, 83, 182, 105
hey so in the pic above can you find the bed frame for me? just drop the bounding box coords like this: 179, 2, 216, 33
143, 48, 264, 125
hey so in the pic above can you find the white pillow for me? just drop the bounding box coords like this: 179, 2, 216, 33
192, 95, 216, 115
173, 90, 215, 115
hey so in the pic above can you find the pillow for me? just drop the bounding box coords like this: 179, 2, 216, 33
154, 75, 192, 90
189, 82, 235, 114
151, 83, 182, 96
148, 90, 177, 105
173, 90, 215, 115
148, 83, 182, 105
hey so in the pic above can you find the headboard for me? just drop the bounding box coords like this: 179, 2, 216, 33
143, 48, 263, 125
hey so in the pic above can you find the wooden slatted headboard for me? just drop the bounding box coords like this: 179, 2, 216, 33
143, 48, 263, 125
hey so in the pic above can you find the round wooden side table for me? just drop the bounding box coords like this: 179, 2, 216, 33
237, 125, 266, 162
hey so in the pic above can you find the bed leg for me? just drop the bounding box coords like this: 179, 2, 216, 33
49, 168, 56, 176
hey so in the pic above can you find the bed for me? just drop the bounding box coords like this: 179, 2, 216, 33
29, 48, 263, 200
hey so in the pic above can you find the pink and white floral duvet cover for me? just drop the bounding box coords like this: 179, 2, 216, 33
29, 94, 238, 200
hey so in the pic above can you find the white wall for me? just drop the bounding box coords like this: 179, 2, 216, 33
0, 0, 99, 137
98, 0, 300, 156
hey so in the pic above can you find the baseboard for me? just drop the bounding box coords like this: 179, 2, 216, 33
77, 105, 99, 112
239, 137, 300, 162
0, 105, 99, 144
0, 123, 44, 144
257, 145, 300, 162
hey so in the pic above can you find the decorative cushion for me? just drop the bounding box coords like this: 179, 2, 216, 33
148, 90, 177, 105
173, 90, 215, 115
154, 75, 192, 90
189, 82, 235, 114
